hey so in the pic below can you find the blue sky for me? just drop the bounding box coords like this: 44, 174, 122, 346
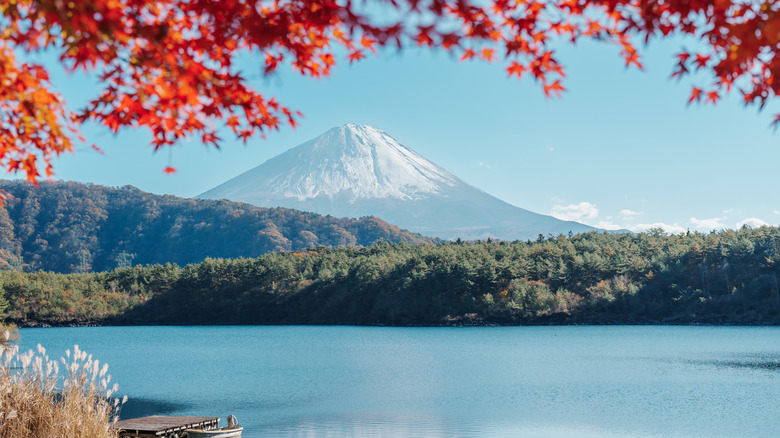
30, 33, 780, 234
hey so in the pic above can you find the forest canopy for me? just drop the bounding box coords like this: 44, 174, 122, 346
2, 225, 779, 326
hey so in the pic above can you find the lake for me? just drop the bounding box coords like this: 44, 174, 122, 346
17, 326, 780, 437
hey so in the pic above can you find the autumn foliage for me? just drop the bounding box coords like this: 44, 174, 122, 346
2, 0, 779, 181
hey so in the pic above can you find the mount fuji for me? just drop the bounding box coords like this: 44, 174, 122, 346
198, 124, 599, 240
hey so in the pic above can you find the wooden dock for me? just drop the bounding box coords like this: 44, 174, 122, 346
113, 415, 220, 437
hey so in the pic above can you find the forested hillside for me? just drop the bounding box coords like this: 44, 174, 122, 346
0, 180, 436, 273
2, 227, 779, 326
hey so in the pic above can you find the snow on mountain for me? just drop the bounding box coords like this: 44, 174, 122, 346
198, 124, 600, 240
218, 124, 457, 201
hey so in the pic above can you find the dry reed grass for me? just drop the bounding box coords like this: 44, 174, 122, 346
0, 337, 125, 438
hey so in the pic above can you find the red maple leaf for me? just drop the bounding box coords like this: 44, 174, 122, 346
0, 0, 778, 187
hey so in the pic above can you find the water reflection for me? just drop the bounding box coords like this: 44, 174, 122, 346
120, 397, 192, 419
262, 417, 678, 438
18, 326, 780, 438
265, 414, 460, 438
690, 357, 780, 372
644, 352, 780, 373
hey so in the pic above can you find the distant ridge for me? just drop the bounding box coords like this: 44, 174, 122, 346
0, 179, 436, 273
199, 123, 600, 240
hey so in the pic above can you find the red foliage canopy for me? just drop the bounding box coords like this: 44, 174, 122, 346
1, 0, 778, 182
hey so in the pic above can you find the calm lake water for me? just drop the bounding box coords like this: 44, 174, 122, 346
17, 326, 780, 437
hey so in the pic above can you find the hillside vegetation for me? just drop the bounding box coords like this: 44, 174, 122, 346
2, 227, 779, 326
0, 180, 436, 273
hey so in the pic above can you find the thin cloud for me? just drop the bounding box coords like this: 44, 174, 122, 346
551, 202, 599, 223
595, 221, 624, 231
620, 209, 642, 217
690, 217, 727, 231
630, 223, 686, 234
736, 218, 768, 228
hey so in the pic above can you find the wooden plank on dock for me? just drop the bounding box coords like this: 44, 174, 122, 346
113, 415, 220, 437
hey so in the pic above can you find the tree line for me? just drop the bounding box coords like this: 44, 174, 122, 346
2, 226, 779, 326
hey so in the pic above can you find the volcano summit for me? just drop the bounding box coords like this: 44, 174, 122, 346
199, 124, 599, 240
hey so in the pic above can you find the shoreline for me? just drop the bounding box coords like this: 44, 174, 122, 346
13, 319, 780, 328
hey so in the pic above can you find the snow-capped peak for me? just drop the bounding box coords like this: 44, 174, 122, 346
257, 123, 460, 201
199, 123, 601, 241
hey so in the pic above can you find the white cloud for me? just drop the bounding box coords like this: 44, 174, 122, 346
477, 161, 493, 169
774, 210, 779, 215
630, 223, 687, 235
595, 221, 624, 231
546, 147, 555, 151
736, 218, 768, 228
619, 209, 641, 217
690, 217, 727, 231
551, 202, 599, 222
723, 208, 735, 214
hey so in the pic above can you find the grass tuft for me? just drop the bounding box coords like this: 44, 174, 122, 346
0, 343, 124, 438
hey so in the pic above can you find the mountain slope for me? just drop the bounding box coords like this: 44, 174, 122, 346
199, 124, 599, 240
0, 180, 436, 273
